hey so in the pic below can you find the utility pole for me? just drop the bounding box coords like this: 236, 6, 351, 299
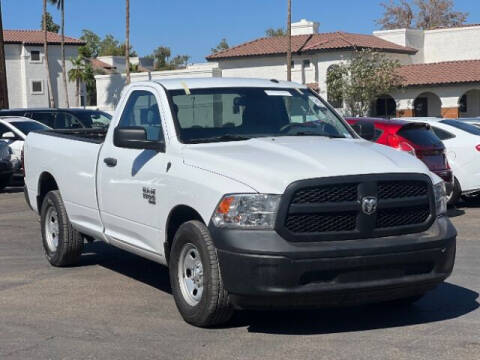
0, 1, 9, 109
286, 0, 292, 81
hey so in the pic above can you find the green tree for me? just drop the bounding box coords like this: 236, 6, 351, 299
326, 49, 403, 117
377, 0, 468, 30
99, 34, 121, 56
265, 27, 286, 37
48, 0, 69, 107
68, 56, 86, 107
170, 55, 190, 68
40, 11, 60, 33
210, 38, 229, 55
79, 29, 101, 58
153, 46, 171, 70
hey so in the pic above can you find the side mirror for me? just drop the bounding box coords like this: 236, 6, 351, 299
113, 126, 165, 151
351, 121, 376, 141
2, 131, 17, 140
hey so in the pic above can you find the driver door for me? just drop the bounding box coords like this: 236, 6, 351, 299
98, 88, 168, 254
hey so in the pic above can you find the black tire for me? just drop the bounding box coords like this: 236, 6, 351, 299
447, 178, 461, 206
40, 190, 84, 266
169, 220, 233, 327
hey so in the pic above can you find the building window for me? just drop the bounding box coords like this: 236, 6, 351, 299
31, 80, 43, 94
30, 50, 41, 62
459, 94, 467, 113
302, 59, 310, 68
290, 60, 295, 69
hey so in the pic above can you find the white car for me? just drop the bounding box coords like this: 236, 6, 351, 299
401, 118, 480, 203
458, 117, 480, 129
0, 116, 50, 165
24, 78, 456, 327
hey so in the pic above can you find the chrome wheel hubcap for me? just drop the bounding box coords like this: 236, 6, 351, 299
178, 243, 204, 306
45, 206, 59, 252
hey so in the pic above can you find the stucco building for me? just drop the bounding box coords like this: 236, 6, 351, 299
3, 30, 85, 109
206, 19, 480, 119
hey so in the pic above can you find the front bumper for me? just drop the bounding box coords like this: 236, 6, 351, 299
209, 216, 456, 309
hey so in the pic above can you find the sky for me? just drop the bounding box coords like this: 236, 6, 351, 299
2, 0, 480, 63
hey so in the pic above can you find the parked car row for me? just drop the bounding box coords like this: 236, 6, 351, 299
347, 116, 480, 205
0, 109, 112, 189
0, 108, 112, 130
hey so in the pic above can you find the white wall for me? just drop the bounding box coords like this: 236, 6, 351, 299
95, 63, 221, 112
4, 44, 25, 108
375, 26, 480, 64
392, 84, 480, 112
4, 43, 80, 109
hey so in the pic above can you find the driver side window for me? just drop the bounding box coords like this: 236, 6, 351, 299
119, 90, 164, 142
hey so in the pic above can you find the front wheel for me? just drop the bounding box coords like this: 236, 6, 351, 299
447, 178, 461, 206
169, 221, 233, 327
40, 190, 84, 266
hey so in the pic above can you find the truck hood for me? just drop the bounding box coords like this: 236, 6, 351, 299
182, 137, 432, 193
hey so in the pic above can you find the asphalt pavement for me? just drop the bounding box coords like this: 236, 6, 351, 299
0, 186, 479, 360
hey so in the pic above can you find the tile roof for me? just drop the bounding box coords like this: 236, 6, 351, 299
88, 58, 117, 74
3, 30, 85, 45
398, 60, 480, 86
206, 32, 417, 60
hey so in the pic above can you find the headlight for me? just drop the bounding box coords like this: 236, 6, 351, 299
433, 181, 447, 216
212, 194, 281, 229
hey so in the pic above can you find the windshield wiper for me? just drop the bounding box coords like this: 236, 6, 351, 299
187, 134, 252, 144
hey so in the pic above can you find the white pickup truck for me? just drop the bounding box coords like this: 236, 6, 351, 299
24, 78, 456, 327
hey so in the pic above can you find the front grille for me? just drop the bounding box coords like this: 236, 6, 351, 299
277, 174, 434, 242
286, 213, 357, 233
376, 206, 430, 228
292, 184, 357, 204
378, 181, 427, 199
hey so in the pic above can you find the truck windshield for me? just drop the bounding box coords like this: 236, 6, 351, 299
168, 87, 354, 143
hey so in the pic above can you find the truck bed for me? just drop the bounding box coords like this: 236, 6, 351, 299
24, 130, 105, 236
39, 128, 107, 144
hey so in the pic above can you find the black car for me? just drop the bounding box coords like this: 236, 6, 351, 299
0, 108, 112, 130
0, 141, 13, 190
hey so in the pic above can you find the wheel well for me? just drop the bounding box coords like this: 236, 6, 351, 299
165, 205, 204, 263
37, 172, 58, 211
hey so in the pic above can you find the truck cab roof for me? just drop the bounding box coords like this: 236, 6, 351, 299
151, 77, 308, 90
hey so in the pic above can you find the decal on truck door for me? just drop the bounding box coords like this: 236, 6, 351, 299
143, 187, 156, 205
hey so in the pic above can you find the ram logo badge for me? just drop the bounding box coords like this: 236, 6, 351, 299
143, 187, 156, 205
361, 196, 377, 215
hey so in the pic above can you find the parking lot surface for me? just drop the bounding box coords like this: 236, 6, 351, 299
0, 187, 479, 360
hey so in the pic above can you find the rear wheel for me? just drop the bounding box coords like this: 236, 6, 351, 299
40, 190, 84, 266
447, 178, 461, 206
169, 220, 233, 327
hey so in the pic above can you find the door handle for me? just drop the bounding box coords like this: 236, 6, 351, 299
104, 157, 117, 167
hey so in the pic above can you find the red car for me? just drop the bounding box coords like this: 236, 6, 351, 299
346, 117, 453, 195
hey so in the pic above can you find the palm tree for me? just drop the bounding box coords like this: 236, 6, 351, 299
43, 0, 55, 107
49, 0, 69, 107
68, 56, 85, 107
0, 1, 9, 109
286, 0, 292, 81
125, 0, 130, 84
